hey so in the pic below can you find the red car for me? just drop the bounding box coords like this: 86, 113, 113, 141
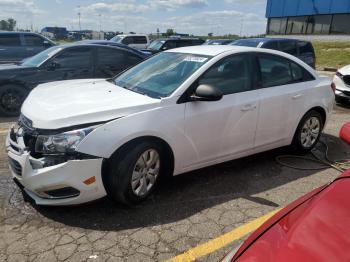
224, 122, 350, 262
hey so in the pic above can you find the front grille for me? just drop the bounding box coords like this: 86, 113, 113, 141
9, 158, 22, 176
343, 75, 350, 86
343, 90, 350, 96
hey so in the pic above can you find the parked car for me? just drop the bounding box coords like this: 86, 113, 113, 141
6, 45, 334, 206
110, 34, 150, 49
143, 37, 205, 54
76, 40, 151, 58
231, 38, 316, 68
223, 121, 350, 262
0, 43, 145, 116
0, 32, 55, 64
333, 65, 350, 104
203, 39, 234, 45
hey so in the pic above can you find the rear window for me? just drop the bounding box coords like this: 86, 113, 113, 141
231, 39, 261, 47
297, 41, 314, 55
278, 41, 297, 56
0, 34, 21, 46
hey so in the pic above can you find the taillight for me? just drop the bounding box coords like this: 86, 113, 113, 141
331, 82, 336, 93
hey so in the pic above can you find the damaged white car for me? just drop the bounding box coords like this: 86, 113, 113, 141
6, 46, 334, 206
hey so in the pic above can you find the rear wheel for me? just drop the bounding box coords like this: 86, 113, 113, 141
291, 110, 323, 154
105, 141, 165, 205
0, 84, 28, 117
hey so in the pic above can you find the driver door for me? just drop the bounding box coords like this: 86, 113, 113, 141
183, 54, 260, 169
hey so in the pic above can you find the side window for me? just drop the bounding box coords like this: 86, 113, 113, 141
23, 35, 44, 46
0, 34, 21, 46
134, 36, 147, 44
258, 54, 313, 88
163, 41, 177, 50
122, 37, 133, 45
199, 54, 252, 95
53, 47, 92, 68
262, 41, 278, 50
176, 41, 190, 48
278, 41, 297, 56
124, 53, 142, 67
97, 47, 124, 67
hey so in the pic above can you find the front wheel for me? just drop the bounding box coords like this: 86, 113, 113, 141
104, 141, 165, 205
291, 110, 323, 154
0, 84, 28, 117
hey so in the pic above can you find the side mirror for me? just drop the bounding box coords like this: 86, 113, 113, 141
191, 84, 223, 102
47, 61, 60, 71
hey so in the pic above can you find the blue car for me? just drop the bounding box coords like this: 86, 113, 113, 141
231, 38, 316, 68
0, 32, 55, 64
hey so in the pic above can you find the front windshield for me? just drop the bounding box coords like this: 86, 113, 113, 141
148, 40, 165, 50
22, 46, 62, 67
114, 52, 211, 98
110, 36, 124, 43
231, 39, 260, 47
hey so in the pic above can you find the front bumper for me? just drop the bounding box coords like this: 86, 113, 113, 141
335, 89, 350, 103
6, 130, 107, 206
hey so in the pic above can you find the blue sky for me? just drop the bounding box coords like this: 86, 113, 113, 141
0, 0, 268, 36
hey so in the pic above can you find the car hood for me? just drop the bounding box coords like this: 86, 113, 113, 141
235, 172, 350, 262
21, 79, 160, 130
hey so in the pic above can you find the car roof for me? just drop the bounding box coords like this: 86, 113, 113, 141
166, 45, 260, 56
236, 38, 309, 43
0, 31, 40, 35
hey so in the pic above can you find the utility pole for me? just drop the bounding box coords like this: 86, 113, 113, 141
239, 16, 244, 37
98, 14, 102, 39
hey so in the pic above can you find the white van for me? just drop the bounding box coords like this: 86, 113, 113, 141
110, 34, 149, 49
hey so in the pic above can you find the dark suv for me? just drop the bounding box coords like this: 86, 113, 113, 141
143, 37, 205, 54
0, 32, 55, 64
231, 38, 316, 68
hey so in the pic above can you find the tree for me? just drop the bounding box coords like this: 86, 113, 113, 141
0, 18, 17, 31
166, 29, 175, 36
7, 18, 16, 31
208, 32, 213, 37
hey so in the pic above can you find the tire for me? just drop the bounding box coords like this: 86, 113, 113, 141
291, 110, 323, 154
104, 141, 166, 205
0, 84, 28, 117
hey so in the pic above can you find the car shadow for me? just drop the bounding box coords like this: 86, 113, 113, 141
31, 133, 349, 231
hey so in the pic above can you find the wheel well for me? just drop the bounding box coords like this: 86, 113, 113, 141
308, 106, 327, 126
102, 136, 175, 182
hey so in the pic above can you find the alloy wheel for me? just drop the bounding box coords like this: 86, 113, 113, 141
300, 116, 320, 148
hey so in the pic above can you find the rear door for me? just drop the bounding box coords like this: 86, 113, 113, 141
95, 46, 142, 78
0, 33, 23, 63
254, 53, 313, 148
36, 46, 94, 84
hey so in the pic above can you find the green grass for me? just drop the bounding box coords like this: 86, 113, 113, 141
313, 41, 350, 70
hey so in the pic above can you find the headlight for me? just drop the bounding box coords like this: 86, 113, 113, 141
35, 126, 97, 155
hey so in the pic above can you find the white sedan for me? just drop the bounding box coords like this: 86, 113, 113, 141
6, 46, 334, 206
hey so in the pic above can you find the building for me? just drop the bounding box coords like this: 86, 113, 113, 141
266, 0, 350, 35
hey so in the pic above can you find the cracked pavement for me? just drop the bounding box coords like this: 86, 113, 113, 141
0, 104, 349, 261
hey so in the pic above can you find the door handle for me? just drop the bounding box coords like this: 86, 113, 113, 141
292, 94, 303, 100
241, 104, 257, 112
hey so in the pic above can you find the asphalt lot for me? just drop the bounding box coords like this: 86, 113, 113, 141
0, 103, 349, 262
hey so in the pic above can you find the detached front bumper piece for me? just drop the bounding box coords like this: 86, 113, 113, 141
6, 130, 107, 206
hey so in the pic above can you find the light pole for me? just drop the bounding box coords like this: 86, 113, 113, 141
77, 5, 81, 31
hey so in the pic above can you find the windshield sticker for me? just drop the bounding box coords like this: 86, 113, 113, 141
48, 48, 62, 57
184, 56, 208, 63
